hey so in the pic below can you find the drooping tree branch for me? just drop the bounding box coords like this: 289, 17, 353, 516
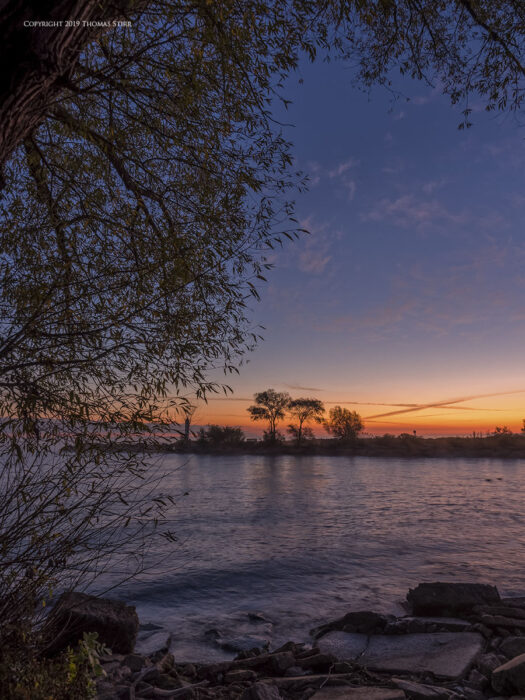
0, 0, 151, 180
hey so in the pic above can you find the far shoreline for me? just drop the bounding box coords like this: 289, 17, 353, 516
97, 433, 525, 459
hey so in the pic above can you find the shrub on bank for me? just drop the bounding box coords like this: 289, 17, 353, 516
0, 629, 108, 699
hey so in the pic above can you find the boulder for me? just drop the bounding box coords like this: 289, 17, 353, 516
311, 610, 391, 639
225, 669, 258, 683
318, 631, 484, 679
492, 654, 525, 695
310, 689, 405, 699
296, 652, 337, 671
480, 614, 525, 631
407, 583, 500, 616
476, 652, 503, 676
500, 637, 525, 659
473, 605, 525, 620
391, 678, 455, 698
47, 591, 139, 654
386, 617, 472, 635
240, 683, 283, 699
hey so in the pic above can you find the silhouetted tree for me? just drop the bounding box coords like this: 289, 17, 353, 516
324, 406, 363, 441
287, 397, 325, 444
492, 425, 512, 435
1, 1, 523, 175
247, 389, 290, 442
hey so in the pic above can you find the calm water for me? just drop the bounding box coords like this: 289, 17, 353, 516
107, 454, 525, 661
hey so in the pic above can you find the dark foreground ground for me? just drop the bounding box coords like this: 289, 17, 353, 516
68, 581, 525, 699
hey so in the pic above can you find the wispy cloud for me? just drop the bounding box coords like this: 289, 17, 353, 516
306, 160, 322, 187
361, 194, 470, 229
284, 384, 324, 392
346, 180, 356, 201
295, 217, 337, 275
422, 178, 448, 194
328, 157, 359, 178
364, 389, 525, 420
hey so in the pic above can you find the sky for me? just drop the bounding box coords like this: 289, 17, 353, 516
194, 55, 525, 437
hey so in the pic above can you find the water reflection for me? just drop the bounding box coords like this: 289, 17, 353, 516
108, 455, 525, 661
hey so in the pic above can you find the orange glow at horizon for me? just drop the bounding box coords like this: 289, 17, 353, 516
189, 390, 525, 437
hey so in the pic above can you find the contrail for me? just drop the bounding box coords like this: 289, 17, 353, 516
364, 389, 525, 420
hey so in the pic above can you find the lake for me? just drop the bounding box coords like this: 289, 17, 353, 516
107, 454, 525, 661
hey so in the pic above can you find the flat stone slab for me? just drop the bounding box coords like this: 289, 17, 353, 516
311, 688, 405, 699
316, 632, 369, 659
318, 632, 483, 679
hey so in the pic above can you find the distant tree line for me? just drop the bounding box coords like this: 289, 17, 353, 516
196, 389, 364, 446
246, 388, 363, 444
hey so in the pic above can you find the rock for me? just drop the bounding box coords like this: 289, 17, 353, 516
501, 597, 525, 608
391, 678, 455, 698
137, 667, 161, 684
310, 689, 405, 699
182, 663, 196, 677
272, 641, 304, 654
139, 622, 163, 632
46, 591, 139, 654
296, 653, 337, 671
248, 612, 272, 623
311, 611, 391, 639
124, 653, 145, 672
477, 652, 503, 676
467, 669, 488, 690
135, 631, 172, 656
218, 635, 270, 653
318, 631, 484, 679
458, 689, 485, 700
394, 617, 472, 634
240, 682, 283, 699
474, 605, 525, 620
407, 583, 500, 616
269, 651, 296, 674
284, 665, 306, 677
501, 637, 525, 659
154, 673, 181, 690
316, 632, 369, 660
471, 622, 492, 639
481, 614, 525, 631
225, 669, 258, 682
332, 661, 354, 673
205, 649, 296, 675
492, 653, 525, 694
295, 647, 321, 659
101, 659, 122, 675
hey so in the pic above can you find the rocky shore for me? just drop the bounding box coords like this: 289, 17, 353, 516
51, 583, 525, 699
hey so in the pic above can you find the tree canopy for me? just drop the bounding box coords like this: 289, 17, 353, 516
288, 397, 325, 444
324, 406, 363, 441
1, 0, 523, 176
247, 389, 291, 441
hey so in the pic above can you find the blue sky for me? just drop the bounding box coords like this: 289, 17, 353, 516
199, 55, 525, 436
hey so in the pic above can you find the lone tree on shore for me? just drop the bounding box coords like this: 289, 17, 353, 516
287, 398, 325, 445
247, 389, 291, 442
324, 406, 363, 441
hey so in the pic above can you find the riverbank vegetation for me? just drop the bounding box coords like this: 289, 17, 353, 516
183, 430, 525, 459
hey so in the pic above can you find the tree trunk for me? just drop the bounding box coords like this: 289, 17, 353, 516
0, 0, 150, 181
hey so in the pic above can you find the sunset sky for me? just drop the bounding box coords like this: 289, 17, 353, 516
195, 56, 525, 437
